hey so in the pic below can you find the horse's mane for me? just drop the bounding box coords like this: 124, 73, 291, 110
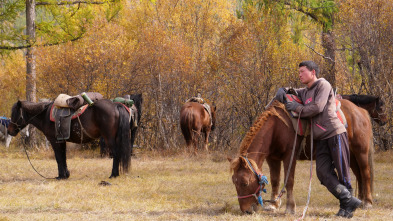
230, 100, 289, 173
344, 94, 379, 105
230, 156, 259, 174
20, 101, 52, 115
238, 101, 288, 156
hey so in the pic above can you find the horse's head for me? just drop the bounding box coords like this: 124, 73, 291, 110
8, 101, 28, 136
373, 97, 388, 126
228, 156, 267, 214
210, 105, 216, 131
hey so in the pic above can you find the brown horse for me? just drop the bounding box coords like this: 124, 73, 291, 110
341, 94, 387, 125
8, 99, 132, 179
228, 100, 374, 214
180, 102, 216, 154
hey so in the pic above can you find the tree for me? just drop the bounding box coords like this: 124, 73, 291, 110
1, 0, 120, 147
239, 0, 338, 87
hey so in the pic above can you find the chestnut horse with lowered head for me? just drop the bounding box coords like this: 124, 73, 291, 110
228, 100, 374, 214
180, 101, 216, 154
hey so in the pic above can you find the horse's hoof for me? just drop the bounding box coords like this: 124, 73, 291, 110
362, 202, 373, 209
285, 208, 296, 214
56, 176, 68, 180
263, 204, 278, 212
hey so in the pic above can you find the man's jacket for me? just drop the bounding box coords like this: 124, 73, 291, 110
294, 78, 346, 140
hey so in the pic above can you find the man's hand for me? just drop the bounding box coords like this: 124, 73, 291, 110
275, 88, 287, 103
285, 101, 302, 111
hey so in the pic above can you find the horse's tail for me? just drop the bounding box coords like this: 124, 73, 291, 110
116, 104, 132, 173
368, 131, 375, 195
180, 107, 194, 146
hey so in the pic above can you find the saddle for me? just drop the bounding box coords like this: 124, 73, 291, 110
186, 97, 213, 126
50, 92, 102, 141
112, 97, 138, 128
50, 104, 89, 141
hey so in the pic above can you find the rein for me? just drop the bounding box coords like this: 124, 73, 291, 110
22, 143, 56, 179
237, 156, 269, 207
268, 106, 314, 220
274, 109, 304, 201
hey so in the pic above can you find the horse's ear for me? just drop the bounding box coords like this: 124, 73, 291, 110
227, 156, 233, 162
17, 100, 22, 107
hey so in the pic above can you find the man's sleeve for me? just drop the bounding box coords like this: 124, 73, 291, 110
295, 81, 331, 118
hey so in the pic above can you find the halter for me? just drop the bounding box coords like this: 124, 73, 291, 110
9, 108, 26, 130
236, 156, 268, 207
373, 101, 386, 123
10, 102, 51, 132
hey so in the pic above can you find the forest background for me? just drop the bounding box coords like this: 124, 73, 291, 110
1, 0, 392, 152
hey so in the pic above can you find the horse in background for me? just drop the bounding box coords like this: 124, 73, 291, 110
340, 94, 387, 126
228, 100, 374, 214
0, 117, 29, 148
100, 94, 143, 157
7, 99, 131, 179
180, 100, 216, 155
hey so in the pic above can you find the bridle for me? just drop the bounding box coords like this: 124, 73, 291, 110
9, 108, 26, 132
10, 102, 52, 132
236, 156, 268, 207
372, 101, 386, 123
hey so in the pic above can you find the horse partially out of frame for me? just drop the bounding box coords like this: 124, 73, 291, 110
0, 117, 29, 148
341, 94, 387, 125
100, 94, 143, 157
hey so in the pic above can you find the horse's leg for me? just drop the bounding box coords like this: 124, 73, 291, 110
49, 140, 69, 179
130, 127, 138, 156
282, 154, 296, 214
192, 130, 199, 156
349, 153, 362, 198
107, 138, 119, 178
203, 130, 210, 153
266, 158, 281, 212
5, 135, 12, 148
355, 150, 373, 208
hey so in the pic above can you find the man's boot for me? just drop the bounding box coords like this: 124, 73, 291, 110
332, 184, 362, 218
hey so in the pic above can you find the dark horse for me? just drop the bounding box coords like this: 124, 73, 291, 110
180, 101, 216, 154
7, 99, 132, 179
100, 94, 143, 157
228, 100, 374, 214
341, 94, 387, 126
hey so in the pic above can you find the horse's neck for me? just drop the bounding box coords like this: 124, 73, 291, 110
23, 103, 50, 131
245, 125, 273, 168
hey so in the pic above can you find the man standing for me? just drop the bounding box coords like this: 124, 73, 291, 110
281, 61, 361, 218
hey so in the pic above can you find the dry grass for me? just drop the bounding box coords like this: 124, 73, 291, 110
0, 146, 392, 221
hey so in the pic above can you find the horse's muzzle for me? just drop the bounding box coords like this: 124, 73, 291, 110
242, 203, 259, 214
7, 127, 18, 137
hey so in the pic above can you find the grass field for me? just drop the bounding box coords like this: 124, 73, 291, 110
0, 146, 392, 220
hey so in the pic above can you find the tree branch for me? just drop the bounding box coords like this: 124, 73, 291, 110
304, 43, 335, 63
0, 35, 83, 50
282, 1, 320, 22
36, 0, 114, 6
